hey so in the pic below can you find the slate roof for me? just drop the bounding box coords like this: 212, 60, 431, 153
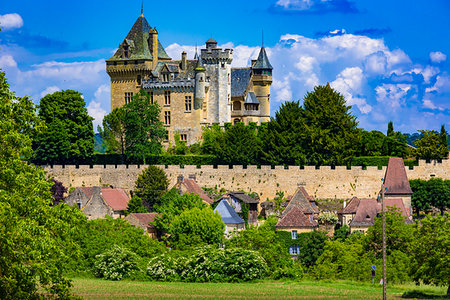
276, 206, 318, 228
101, 188, 130, 211
282, 187, 319, 216
231, 68, 252, 97
152, 60, 197, 79
228, 192, 259, 204
384, 157, 413, 195
214, 200, 245, 224
107, 14, 170, 61
244, 92, 259, 104
180, 178, 213, 204
253, 47, 273, 70
128, 213, 158, 228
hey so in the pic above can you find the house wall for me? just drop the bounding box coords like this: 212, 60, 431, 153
42, 158, 449, 201
276, 227, 316, 233
350, 226, 370, 233
225, 223, 245, 234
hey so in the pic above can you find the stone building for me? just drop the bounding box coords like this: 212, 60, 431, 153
106, 11, 272, 145
125, 213, 158, 238
214, 200, 245, 235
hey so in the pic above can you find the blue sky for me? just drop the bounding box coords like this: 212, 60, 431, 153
1, 0, 449, 133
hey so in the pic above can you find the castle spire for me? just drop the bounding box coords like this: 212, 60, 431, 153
140, 0, 144, 16
194, 43, 199, 60
262, 29, 264, 47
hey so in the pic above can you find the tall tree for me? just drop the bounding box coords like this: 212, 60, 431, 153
0, 70, 86, 298
99, 107, 126, 158
218, 122, 261, 165
34, 90, 94, 164
414, 130, 447, 160
440, 125, 449, 158
387, 121, 394, 137
123, 90, 165, 163
134, 165, 169, 210
259, 100, 307, 165
302, 84, 359, 165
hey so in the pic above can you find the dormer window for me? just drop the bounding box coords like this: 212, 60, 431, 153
123, 44, 129, 58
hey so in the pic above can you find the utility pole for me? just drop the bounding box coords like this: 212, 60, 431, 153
381, 178, 387, 300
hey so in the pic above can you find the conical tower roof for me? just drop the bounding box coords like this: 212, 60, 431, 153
253, 47, 273, 70
107, 14, 170, 61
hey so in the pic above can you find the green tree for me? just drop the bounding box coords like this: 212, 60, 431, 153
99, 107, 126, 158
302, 84, 359, 165
200, 123, 224, 155
169, 207, 225, 249
440, 125, 449, 158
218, 122, 260, 165
428, 178, 450, 215
410, 215, 450, 296
126, 195, 148, 214
356, 130, 385, 156
382, 121, 408, 157
387, 121, 394, 137
152, 188, 206, 238
259, 100, 307, 165
123, 90, 165, 163
0, 70, 86, 298
34, 90, 94, 163
409, 179, 432, 216
414, 129, 447, 160
134, 165, 169, 210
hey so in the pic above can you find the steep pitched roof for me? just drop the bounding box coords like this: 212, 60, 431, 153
252, 47, 273, 70
214, 200, 245, 224
350, 198, 379, 227
380, 198, 411, 219
228, 192, 259, 204
231, 68, 252, 97
276, 206, 318, 228
384, 157, 413, 195
101, 188, 129, 211
128, 213, 158, 228
340, 197, 360, 214
282, 187, 319, 216
181, 178, 213, 204
107, 14, 170, 61
244, 92, 259, 104
79, 187, 94, 199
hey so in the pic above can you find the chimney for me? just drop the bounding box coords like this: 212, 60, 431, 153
343, 200, 347, 209
150, 28, 159, 69
177, 175, 184, 184
181, 51, 187, 70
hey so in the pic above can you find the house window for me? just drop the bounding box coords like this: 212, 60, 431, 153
289, 245, 300, 255
149, 91, 154, 104
77, 202, 82, 209
234, 118, 240, 124
164, 130, 169, 141
124, 92, 133, 104
291, 230, 297, 239
185, 96, 192, 112
164, 91, 171, 106
164, 111, 171, 125
180, 134, 187, 141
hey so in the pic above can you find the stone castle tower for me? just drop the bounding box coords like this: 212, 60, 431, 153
106, 12, 272, 145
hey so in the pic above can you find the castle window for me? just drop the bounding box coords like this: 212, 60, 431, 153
180, 134, 187, 141
164, 91, 171, 106
221, 63, 225, 68
232, 101, 241, 111
124, 92, 133, 104
234, 118, 240, 124
185, 96, 192, 112
164, 111, 171, 125
137, 75, 142, 85
268, 94, 270, 102
149, 91, 154, 104
123, 45, 129, 58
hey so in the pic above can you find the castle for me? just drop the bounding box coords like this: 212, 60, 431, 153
106, 11, 272, 145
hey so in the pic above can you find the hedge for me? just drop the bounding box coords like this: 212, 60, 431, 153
351, 156, 418, 168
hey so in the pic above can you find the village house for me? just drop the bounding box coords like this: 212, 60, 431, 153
383, 157, 413, 215
124, 213, 159, 238
214, 200, 245, 235
65, 186, 129, 219
215, 191, 259, 224
175, 175, 213, 205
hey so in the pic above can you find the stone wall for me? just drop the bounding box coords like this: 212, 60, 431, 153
43, 158, 449, 201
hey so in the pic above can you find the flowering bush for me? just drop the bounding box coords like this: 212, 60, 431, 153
272, 264, 304, 280
147, 246, 268, 282
318, 212, 338, 225
94, 245, 139, 280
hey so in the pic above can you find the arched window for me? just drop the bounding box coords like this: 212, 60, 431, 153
232, 101, 241, 111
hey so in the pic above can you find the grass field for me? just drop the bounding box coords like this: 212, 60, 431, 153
71, 278, 448, 299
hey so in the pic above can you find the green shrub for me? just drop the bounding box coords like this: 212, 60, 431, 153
94, 245, 139, 280
272, 263, 304, 280
147, 253, 186, 281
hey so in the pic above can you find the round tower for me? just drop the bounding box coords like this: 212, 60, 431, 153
252, 47, 272, 123
194, 58, 206, 124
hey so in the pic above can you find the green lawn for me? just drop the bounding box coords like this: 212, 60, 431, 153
71, 278, 448, 299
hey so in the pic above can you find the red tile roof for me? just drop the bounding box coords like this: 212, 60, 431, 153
79, 187, 94, 199
350, 198, 411, 227
380, 198, 411, 219
276, 206, 318, 228
128, 213, 158, 228
181, 179, 213, 204
101, 188, 129, 211
340, 197, 360, 214
384, 157, 413, 195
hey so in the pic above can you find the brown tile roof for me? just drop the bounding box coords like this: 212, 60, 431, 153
228, 192, 259, 204
181, 179, 213, 204
101, 188, 129, 211
350, 198, 379, 227
79, 187, 94, 199
340, 197, 360, 214
380, 198, 411, 219
282, 187, 319, 216
384, 157, 413, 195
276, 206, 318, 228
128, 213, 158, 228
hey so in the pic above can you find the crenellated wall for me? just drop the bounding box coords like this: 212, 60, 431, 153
42, 158, 450, 200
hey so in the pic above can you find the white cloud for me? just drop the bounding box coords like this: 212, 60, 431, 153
0, 55, 18, 68
0, 13, 23, 30
276, 0, 316, 10
430, 51, 446, 63
364, 51, 387, 75
40, 86, 60, 98
375, 83, 414, 110
88, 84, 110, 130
425, 75, 450, 93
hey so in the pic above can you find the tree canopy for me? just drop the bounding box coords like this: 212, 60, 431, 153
34, 90, 94, 164
414, 129, 448, 161
134, 165, 169, 210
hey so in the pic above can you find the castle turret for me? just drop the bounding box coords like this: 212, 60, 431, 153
252, 46, 272, 122
194, 58, 206, 124
149, 27, 159, 69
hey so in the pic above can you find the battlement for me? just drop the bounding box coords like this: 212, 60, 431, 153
201, 48, 233, 64
106, 61, 153, 74
43, 158, 449, 201
143, 78, 195, 92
